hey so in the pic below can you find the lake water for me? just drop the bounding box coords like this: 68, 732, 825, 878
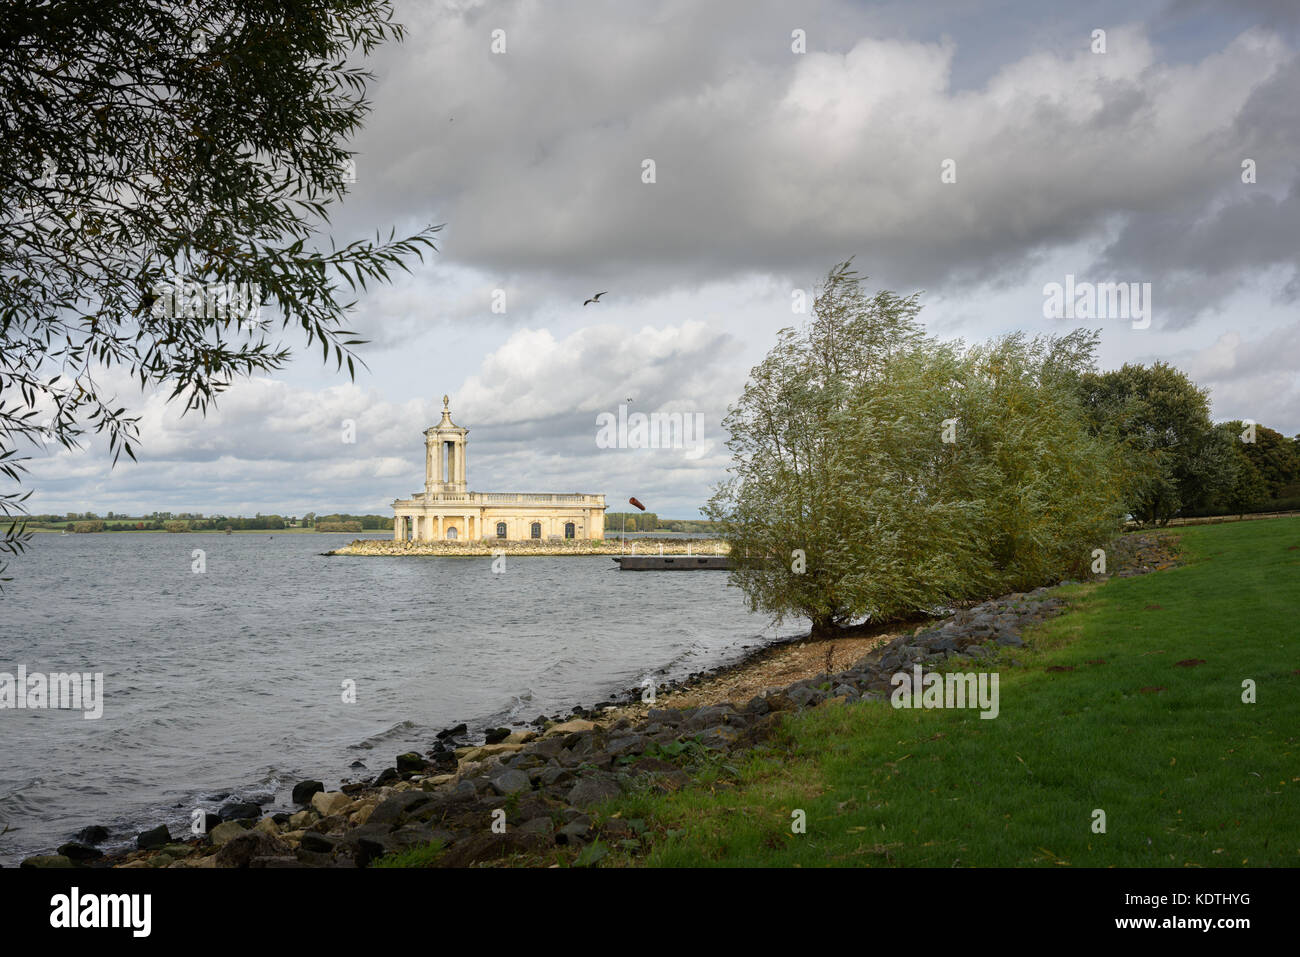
0, 532, 799, 865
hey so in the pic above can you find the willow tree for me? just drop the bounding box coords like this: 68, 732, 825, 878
709, 262, 1127, 637
947, 330, 1128, 593
705, 260, 935, 636
0, 1, 439, 583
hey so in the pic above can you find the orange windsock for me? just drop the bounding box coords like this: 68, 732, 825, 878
629, 497, 646, 511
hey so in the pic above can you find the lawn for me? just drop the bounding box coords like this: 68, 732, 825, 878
596, 517, 1299, 867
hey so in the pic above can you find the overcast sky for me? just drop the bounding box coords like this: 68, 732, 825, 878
25, 0, 1300, 518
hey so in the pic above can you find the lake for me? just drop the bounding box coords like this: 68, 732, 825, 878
0, 532, 797, 865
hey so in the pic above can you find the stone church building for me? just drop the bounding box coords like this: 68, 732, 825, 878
392, 397, 606, 542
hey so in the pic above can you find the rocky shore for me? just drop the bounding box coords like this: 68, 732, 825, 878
21, 532, 1179, 869
327, 537, 728, 557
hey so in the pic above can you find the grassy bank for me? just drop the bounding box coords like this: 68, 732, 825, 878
587, 518, 1297, 867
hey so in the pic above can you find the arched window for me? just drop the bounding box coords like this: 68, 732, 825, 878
530, 522, 542, 539
496, 522, 507, 538
564, 522, 575, 539
446, 526, 457, 540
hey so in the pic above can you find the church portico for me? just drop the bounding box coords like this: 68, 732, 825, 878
392, 397, 606, 542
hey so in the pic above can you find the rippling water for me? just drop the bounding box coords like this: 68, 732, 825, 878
0, 532, 798, 865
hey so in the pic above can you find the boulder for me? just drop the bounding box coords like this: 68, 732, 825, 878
209, 821, 249, 846
136, 824, 171, 850
310, 791, 353, 818
20, 854, 73, 868
218, 801, 262, 822
214, 830, 292, 868
490, 769, 532, 796
57, 842, 103, 862
73, 825, 109, 845
368, 791, 432, 826
566, 776, 622, 807
395, 752, 427, 773
696, 725, 740, 751
291, 780, 325, 805
547, 718, 598, 736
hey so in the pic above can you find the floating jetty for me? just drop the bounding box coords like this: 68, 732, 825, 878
612, 555, 730, 570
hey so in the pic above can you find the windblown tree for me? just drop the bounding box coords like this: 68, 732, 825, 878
0, 1, 440, 582
708, 261, 1126, 637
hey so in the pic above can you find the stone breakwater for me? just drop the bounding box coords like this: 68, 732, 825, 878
327, 538, 730, 557
21, 532, 1177, 869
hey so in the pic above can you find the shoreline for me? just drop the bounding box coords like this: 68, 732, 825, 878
327, 538, 729, 557
18, 531, 1180, 869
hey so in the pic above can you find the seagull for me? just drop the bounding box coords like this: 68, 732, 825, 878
583, 291, 607, 306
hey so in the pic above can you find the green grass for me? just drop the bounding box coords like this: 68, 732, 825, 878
370, 839, 445, 868
598, 517, 1299, 867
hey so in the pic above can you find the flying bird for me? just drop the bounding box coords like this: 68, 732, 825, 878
583, 291, 607, 306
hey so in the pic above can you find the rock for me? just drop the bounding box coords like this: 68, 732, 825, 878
515, 816, 555, 836
696, 725, 740, 751
566, 776, 622, 807
21, 854, 73, 868
299, 831, 337, 853
368, 791, 432, 826
396, 752, 427, 773
218, 801, 262, 822
436, 722, 468, 740
73, 825, 109, 845
605, 734, 647, 758
57, 842, 104, 862
995, 633, 1024, 647
436, 831, 550, 867
136, 824, 171, 850
340, 823, 402, 868
490, 769, 532, 795
555, 820, 591, 845
787, 686, 818, 708
214, 830, 292, 868
547, 718, 598, 736
291, 780, 325, 805
311, 791, 353, 818
428, 750, 458, 772
484, 727, 511, 745
209, 821, 249, 846
374, 767, 400, 786
456, 743, 523, 764
288, 809, 315, 829
538, 765, 574, 788
504, 730, 538, 745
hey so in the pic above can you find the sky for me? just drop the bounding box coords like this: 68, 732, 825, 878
23, 0, 1300, 518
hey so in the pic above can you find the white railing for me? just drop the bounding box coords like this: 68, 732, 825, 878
398, 492, 606, 506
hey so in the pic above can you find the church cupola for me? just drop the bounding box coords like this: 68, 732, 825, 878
425, 394, 469, 497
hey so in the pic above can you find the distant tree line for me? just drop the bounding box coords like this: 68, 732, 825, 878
25, 512, 394, 531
